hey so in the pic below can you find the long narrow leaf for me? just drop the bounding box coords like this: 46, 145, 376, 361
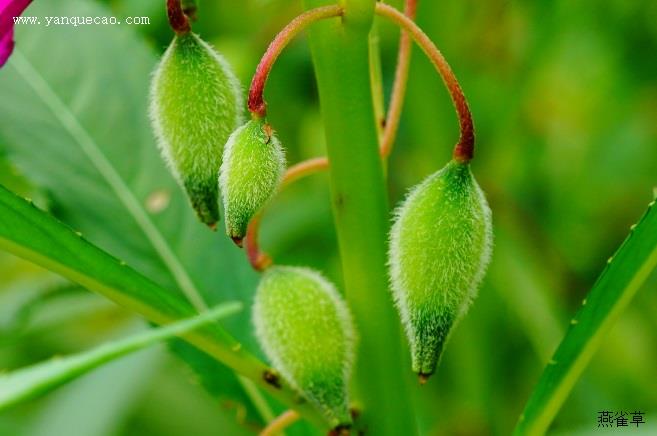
514, 199, 657, 435
0, 302, 242, 410
0, 184, 328, 428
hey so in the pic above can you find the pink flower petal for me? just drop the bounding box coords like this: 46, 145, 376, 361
0, 25, 14, 66
0, 0, 32, 18
0, 0, 32, 67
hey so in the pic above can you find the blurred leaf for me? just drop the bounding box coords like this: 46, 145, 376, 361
0, 277, 66, 335
0, 157, 45, 203
490, 223, 564, 362
0, 0, 264, 422
27, 344, 162, 436
0, 182, 199, 327
7, 286, 118, 339
0, 302, 242, 411
514, 199, 657, 435
131, 359, 256, 436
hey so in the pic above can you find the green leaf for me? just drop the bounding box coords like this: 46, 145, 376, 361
0, 302, 242, 411
0, 183, 194, 323
0, 0, 262, 419
514, 199, 657, 435
0, 183, 328, 428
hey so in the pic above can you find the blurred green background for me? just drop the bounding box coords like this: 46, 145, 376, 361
1, 0, 656, 435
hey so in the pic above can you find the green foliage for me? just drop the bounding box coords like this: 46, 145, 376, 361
0, 182, 327, 428
253, 266, 354, 427
0, 0, 262, 423
389, 160, 492, 377
0, 183, 196, 324
150, 32, 243, 227
1, 0, 657, 434
515, 199, 657, 435
220, 119, 285, 242
0, 302, 242, 411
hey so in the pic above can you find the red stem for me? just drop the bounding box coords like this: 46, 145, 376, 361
245, 212, 272, 272
245, 158, 329, 271
380, 0, 418, 158
246, 0, 473, 271
167, 0, 191, 34
244, 2, 427, 271
248, 5, 344, 119
375, 2, 474, 162
260, 410, 301, 436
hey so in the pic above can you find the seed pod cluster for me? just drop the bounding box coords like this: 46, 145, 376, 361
253, 266, 355, 427
389, 159, 492, 379
219, 119, 285, 245
149, 32, 243, 228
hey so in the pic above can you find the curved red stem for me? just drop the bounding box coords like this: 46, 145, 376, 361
248, 5, 344, 118
376, 3, 474, 162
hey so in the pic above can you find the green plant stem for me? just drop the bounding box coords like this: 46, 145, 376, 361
368, 26, 386, 139
244, 0, 416, 272
303, 0, 417, 434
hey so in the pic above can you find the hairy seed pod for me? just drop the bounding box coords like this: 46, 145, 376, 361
253, 266, 355, 427
389, 159, 492, 380
149, 32, 243, 228
219, 119, 285, 245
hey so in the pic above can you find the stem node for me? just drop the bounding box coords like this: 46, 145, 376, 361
166, 0, 191, 34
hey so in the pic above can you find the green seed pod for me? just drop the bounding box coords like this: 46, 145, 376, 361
219, 119, 285, 245
389, 159, 492, 380
253, 266, 355, 427
149, 32, 243, 228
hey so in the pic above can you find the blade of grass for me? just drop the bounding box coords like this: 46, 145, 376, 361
0, 184, 329, 429
514, 198, 657, 435
0, 302, 242, 410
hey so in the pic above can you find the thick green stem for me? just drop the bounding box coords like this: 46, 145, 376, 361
303, 0, 417, 434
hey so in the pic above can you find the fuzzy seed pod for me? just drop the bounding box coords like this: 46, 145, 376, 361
253, 266, 355, 427
219, 119, 285, 245
389, 159, 492, 380
149, 32, 243, 228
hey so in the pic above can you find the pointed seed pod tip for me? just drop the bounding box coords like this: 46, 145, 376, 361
220, 119, 285, 242
389, 159, 492, 379
149, 32, 243, 227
